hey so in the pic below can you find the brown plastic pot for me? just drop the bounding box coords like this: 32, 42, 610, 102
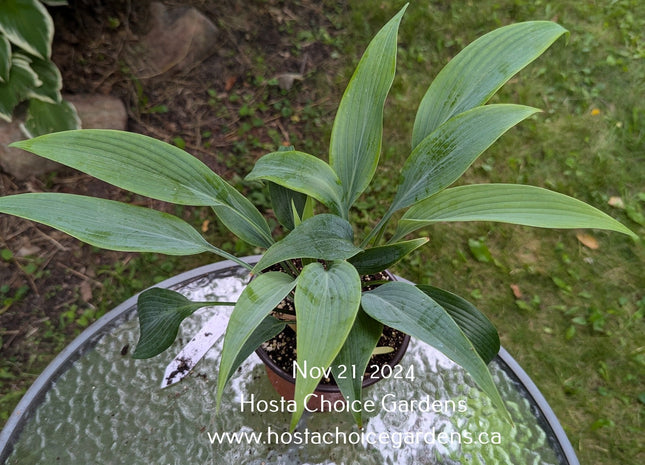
253, 268, 410, 411
255, 330, 411, 412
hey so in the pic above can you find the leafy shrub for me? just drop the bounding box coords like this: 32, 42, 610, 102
0, 0, 79, 137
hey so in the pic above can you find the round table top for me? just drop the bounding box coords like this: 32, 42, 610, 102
0, 257, 579, 465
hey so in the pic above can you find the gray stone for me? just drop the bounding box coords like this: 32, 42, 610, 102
65, 94, 128, 131
0, 118, 62, 180
126, 2, 219, 78
0, 94, 127, 180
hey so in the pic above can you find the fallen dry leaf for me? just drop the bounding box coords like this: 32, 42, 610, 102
80, 281, 93, 302
608, 196, 625, 209
201, 220, 210, 233
510, 284, 523, 299
576, 232, 599, 250
224, 76, 237, 92
16, 245, 41, 257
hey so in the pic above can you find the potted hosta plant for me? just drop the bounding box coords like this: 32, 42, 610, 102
0, 5, 636, 432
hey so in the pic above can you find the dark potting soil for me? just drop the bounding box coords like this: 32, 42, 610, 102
260, 266, 408, 385
260, 324, 407, 385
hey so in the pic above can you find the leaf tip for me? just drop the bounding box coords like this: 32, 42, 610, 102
8, 140, 31, 151
130, 346, 148, 360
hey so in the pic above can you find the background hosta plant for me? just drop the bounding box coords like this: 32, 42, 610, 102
0, 5, 636, 430
0, 0, 79, 136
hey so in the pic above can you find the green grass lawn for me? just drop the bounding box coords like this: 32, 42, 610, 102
340, 1, 644, 464
1, 1, 643, 463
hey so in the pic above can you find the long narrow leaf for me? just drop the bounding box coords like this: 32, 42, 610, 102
226, 316, 286, 386
349, 238, 428, 275
266, 145, 308, 231
251, 214, 362, 273
362, 282, 510, 422
416, 285, 499, 364
329, 5, 406, 212
330, 310, 383, 428
11, 130, 273, 247
263, 142, 308, 230
133, 288, 232, 359
217, 272, 296, 407
268, 182, 307, 231
391, 105, 539, 214
291, 261, 362, 430
0, 193, 217, 255
412, 21, 567, 147
393, 184, 637, 240
246, 150, 344, 216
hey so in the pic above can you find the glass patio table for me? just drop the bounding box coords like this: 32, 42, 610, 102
0, 257, 580, 465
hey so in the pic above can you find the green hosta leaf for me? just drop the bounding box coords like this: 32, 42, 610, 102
391, 105, 539, 214
0, 53, 40, 122
226, 315, 285, 386
293, 196, 314, 227
10, 130, 273, 247
23, 99, 80, 137
0, 0, 53, 59
291, 261, 362, 430
330, 309, 383, 428
132, 288, 232, 359
329, 5, 406, 212
251, 214, 362, 273
0, 35, 10, 83
247, 150, 344, 216
361, 281, 510, 422
416, 285, 499, 364
268, 182, 307, 231
0, 193, 225, 255
394, 184, 638, 240
265, 144, 304, 227
349, 238, 428, 275
210, 201, 273, 249
26, 55, 63, 104
412, 21, 567, 147
217, 272, 296, 407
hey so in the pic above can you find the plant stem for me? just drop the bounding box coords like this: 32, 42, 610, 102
280, 260, 299, 276
360, 208, 394, 248
373, 223, 387, 245
206, 245, 254, 271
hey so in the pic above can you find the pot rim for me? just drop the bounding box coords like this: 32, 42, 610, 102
255, 267, 411, 393
255, 331, 411, 393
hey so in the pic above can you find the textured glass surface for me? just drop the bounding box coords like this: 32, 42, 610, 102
7, 264, 565, 464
